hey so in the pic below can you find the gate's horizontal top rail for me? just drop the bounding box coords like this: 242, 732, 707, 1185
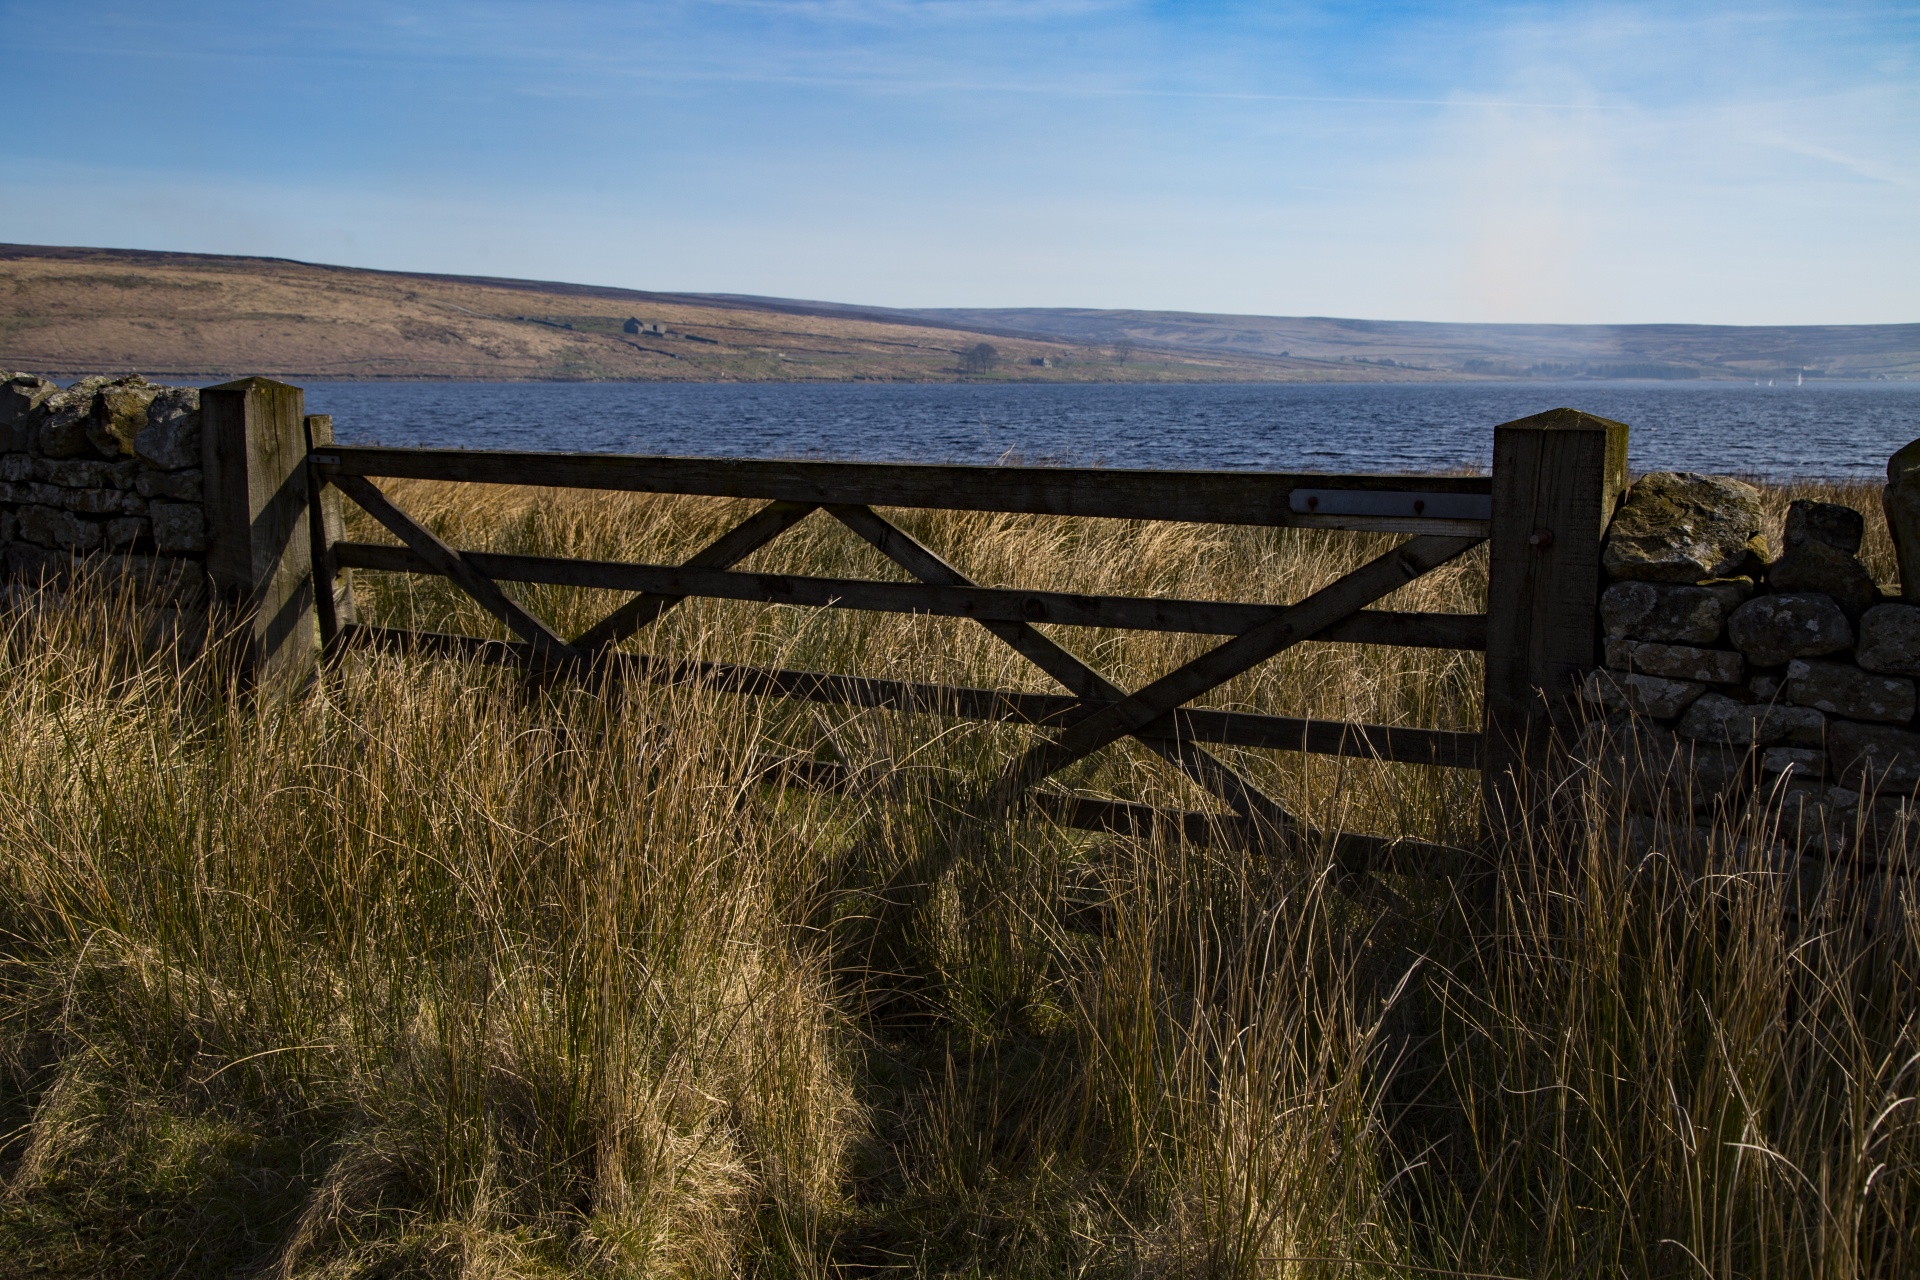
311, 446, 1492, 532
333, 540, 1487, 649
339, 624, 1484, 769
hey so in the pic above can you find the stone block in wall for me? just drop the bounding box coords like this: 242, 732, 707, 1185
1600, 580, 1728, 643
4, 543, 62, 581
149, 500, 206, 554
1761, 745, 1826, 784
34, 376, 110, 459
1784, 659, 1916, 723
60, 488, 145, 516
135, 468, 202, 502
133, 387, 201, 470
0, 372, 58, 420
16, 505, 103, 552
0, 454, 32, 482
1766, 539, 1880, 619
1751, 674, 1782, 700
1704, 579, 1755, 610
36, 412, 90, 460
1784, 499, 1865, 555
1583, 668, 1707, 718
36, 458, 120, 487
1677, 691, 1825, 748
1726, 594, 1853, 666
1885, 437, 1920, 603
87, 376, 156, 458
105, 516, 149, 549
1601, 471, 1766, 582
0, 479, 65, 506
1605, 637, 1745, 684
0, 374, 57, 451
1855, 603, 1920, 676
1828, 719, 1920, 793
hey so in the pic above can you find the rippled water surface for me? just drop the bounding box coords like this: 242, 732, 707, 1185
299, 380, 1920, 480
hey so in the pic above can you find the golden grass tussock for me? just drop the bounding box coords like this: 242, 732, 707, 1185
0, 477, 1914, 1277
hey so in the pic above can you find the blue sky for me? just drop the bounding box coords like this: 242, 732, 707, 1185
1, 1, 1913, 323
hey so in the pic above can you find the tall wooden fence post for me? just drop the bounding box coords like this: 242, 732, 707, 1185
1482, 407, 1629, 843
200, 377, 320, 689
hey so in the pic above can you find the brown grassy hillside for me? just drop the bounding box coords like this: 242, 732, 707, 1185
0, 246, 1414, 384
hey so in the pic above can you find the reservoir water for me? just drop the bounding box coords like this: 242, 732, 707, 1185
298, 380, 1920, 482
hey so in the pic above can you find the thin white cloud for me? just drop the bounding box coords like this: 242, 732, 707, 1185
1753, 133, 1918, 189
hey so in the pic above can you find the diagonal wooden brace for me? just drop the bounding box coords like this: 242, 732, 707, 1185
825, 503, 1295, 836
997, 533, 1485, 803
827, 504, 1109, 697
332, 473, 586, 667
570, 500, 817, 649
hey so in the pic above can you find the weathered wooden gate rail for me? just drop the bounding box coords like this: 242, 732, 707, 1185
210, 383, 1628, 868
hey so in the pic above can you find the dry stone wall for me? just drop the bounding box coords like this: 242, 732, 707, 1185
1586, 467, 1920, 860
0, 371, 209, 611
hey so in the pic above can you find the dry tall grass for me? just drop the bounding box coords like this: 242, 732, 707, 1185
0, 478, 1913, 1278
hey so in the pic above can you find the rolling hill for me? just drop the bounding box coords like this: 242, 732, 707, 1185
0, 245, 1374, 384
3, 244, 1913, 382
896, 307, 1920, 380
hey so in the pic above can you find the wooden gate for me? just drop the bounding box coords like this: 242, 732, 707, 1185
214, 389, 1626, 869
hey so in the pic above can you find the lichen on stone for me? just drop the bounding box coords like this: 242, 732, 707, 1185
1602, 470, 1765, 583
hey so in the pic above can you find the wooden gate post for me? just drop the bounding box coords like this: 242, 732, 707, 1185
200, 377, 320, 689
303, 413, 357, 647
1482, 407, 1629, 841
